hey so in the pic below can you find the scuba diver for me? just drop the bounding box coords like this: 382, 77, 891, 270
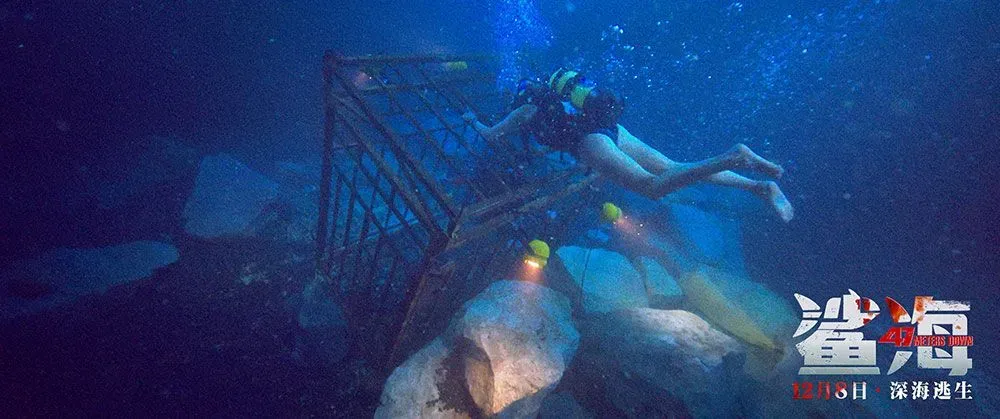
463, 68, 795, 222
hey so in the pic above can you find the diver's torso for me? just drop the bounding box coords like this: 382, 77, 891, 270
514, 86, 615, 153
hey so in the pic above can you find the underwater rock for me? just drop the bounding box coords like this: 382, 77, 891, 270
676, 265, 797, 357
375, 338, 472, 419
445, 280, 580, 418
578, 308, 745, 418
537, 391, 593, 419
636, 257, 683, 308
667, 202, 747, 273
267, 161, 322, 244
583, 228, 610, 245
378, 280, 579, 418
665, 184, 757, 214
1, 241, 179, 319
295, 276, 348, 365
274, 161, 320, 190
183, 156, 319, 244
555, 246, 649, 314
246, 196, 316, 244
182, 154, 280, 239
666, 265, 801, 382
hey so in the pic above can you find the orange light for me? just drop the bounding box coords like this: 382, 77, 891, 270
613, 216, 634, 233
520, 259, 543, 283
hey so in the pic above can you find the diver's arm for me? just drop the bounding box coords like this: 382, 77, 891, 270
463, 104, 537, 141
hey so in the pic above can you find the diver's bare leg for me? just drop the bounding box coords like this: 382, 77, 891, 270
757, 181, 795, 222
617, 126, 794, 221
578, 134, 745, 199
576, 134, 660, 197
646, 150, 745, 197
616, 125, 784, 178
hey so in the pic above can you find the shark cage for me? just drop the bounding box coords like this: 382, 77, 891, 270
314, 52, 596, 383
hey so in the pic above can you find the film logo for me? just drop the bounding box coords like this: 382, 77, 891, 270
790, 290, 974, 402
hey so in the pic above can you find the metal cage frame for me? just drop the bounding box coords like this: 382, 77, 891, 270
314, 51, 595, 372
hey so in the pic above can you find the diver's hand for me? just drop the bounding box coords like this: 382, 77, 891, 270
463, 111, 496, 141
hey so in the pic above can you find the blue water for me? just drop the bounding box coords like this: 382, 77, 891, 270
1, 0, 997, 416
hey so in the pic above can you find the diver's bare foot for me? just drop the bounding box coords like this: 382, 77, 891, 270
727, 144, 784, 178
755, 181, 794, 222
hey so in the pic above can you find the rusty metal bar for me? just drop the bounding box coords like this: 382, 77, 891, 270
327, 135, 425, 250
348, 73, 493, 95
336, 110, 446, 243
413, 64, 522, 172
325, 217, 413, 261
388, 235, 450, 368
335, 170, 359, 283
350, 186, 377, 287
368, 73, 487, 201
447, 173, 598, 250
328, 53, 456, 223
443, 77, 486, 116
316, 59, 338, 272
324, 173, 344, 276
463, 169, 577, 220
391, 66, 512, 194
333, 88, 430, 121
334, 91, 439, 121
376, 146, 401, 226
334, 53, 493, 65
398, 123, 471, 142
374, 144, 414, 237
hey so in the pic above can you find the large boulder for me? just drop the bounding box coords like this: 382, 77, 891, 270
377, 280, 580, 418
263, 160, 322, 244
376, 337, 472, 419
635, 257, 683, 308
605, 185, 753, 269
295, 276, 348, 365
576, 308, 746, 418
446, 280, 580, 417
555, 246, 648, 314
182, 154, 280, 239
1, 241, 179, 319
677, 266, 797, 355
667, 202, 747, 273
182, 155, 320, 243
537, 391, 592, 419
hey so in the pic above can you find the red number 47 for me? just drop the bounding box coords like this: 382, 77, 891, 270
878, 326, 916, 347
